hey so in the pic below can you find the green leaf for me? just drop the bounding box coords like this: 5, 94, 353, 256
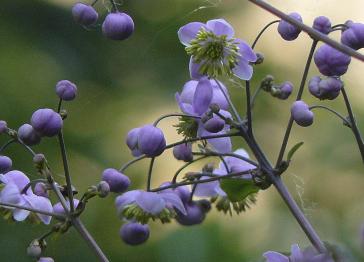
287, 142, 304, 161
220, 178, 259, 202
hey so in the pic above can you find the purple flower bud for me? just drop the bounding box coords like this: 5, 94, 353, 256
18, 124, 41, 146
202, 115, 225, 133
102, 168, 130, 193
34, 182, 48, 198
308, 76, 343, 100
0, 120, 7, 133
277, 12, 303, 41
38, 258, 54, 262
55, 80, 77, 101
126, 127, 142, 157
53, 199, 80, 215
33, 154, 46, 165
72, 3, 98, 26
102, 12, 134, 41
0, 156, 12, 173
291, 101, 314, 127
120, 222, 150, 245
31, 109, 63, 137
277, 81, 293, 100
175, 202, 206, 226
313, 16, 331, 35
173, 143, 193, 162
314, 44, 351, 76
341, 22, 364, 50
97, 181, 110, 198
138, 125, 166, 157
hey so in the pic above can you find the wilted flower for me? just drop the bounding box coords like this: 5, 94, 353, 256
178, 19, 257, 79
291, 101, 314, 127
277, 12, 303, 41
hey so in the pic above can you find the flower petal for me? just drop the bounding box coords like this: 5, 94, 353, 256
24, 194, 53, 225
263, 251, 289, 262
193, 77, 213, 115
160, 192, 186, 215
189, 57, 204, 80
180, 80, 198, 104
178, 22, 205, 46
236, 39, 257, 62
115, 190, 141, 212
194, 178, 220, 197
175, 93, 195, 115
135, 191, 165, 215
206, 19, 234, 38
0, 183, 21, 204
13, 208, 30, 222
233, 58, 253, 80
290, 244, 303, 262
3, 170, 30, 191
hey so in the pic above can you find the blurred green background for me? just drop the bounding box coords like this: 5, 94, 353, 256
1, 0, 364, 261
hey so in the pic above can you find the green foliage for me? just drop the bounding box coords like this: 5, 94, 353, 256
174, 116, 199, 139
287, 141, 304, 162
220, 178, 259, 202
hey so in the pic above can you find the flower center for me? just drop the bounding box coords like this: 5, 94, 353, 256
186, 28, 240, 78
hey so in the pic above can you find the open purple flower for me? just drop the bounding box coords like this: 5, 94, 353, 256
115, 190, 186, 223
178, 19, 257, 79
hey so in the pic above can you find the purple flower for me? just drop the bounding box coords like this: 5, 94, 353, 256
263, 244, 334, 262
137, 125, 166, 157
202, 115, 225, 133
178, 19, 257, 79
313, 16, 332, 35
314, 44, 351, 76
0, 155, 12, 173
173, 143, 193, 162
275, 81, 293, 100
72, 3, 98, 26
34, 182, 48, 198
18, 124, 41, 146
175, 201, 208, 226
102, 168, 130, 193
102, 12, 134, 41
341, 22, 364, 50
291, 101, 314, 127
38, 258, 54, 262
55, 80, 77, 101
31, 109, 63, 137
53, 199, 80, 215
277, 12, 303, 41
120, 222, 150, 245
308, 76, 343, 100
126, 127, 142, 157
0, 120, 7, 133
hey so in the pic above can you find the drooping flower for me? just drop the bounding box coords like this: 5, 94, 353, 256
314, 44, 351, 76
18, 124, 41, 146
115, 190, 186, 223
263, 244, 334, 262
291, 101, 314, 127
341, 21, 364, 50
313, 16, 332, 35
173, 143, 193, 162
202, 114, 225, 133
0, 155, 12, 173
101, 168, 130, 193
178, 19, 257, 79
31, 109, 63, 137
102, 12, 134, 41
56, 80, 78, 101
308, 76, 343, 100
72, 3, 98, 26
277, 12, 303, 41
120, 222, 150, 246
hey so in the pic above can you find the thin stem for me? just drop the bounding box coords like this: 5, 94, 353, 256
0, 139, 16, 153
341, 87, 364, 162
213, 78, 242, 123
109, 0, 118, 11
146, 157, 155, 191
50, 180, 70, 216
0, 201, 65, 220
119, 155, 147, 172
192, 151, 259, 168
310, 105, 350, 125
38, 230, 55, 241
275, 40, 318, 167
252, 20, 280, 49
250, 84, 262, 109
153, 113, 201, 126
57, 99, 63, 113
71, 218, 110, 262
245, 81, 253, 135
91, 0, 99, 6
58, 131, 75, 212
172, 156, 209, 183
247, 0, 364, 62
218, 155, 230, 173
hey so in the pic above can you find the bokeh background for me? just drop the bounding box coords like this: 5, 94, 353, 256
1, 0, 364, 261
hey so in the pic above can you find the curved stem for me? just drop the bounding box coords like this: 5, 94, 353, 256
0, 139, 16, 153
341, 87, 364, 162
119, 155, 147, 172
57, 99, 63, 113
310, 105, 350, 125
192, 151, 259, 168
252, 20, 280, 49
109, 0, 118, 11
146, 157, 155, 191
275, 40, 318, 167
153, 113, 200, 126
245, 81, 253, 135
172, 156, 209, 183
250, 84, 262, 110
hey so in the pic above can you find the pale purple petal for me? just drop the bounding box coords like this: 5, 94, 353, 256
13, 208, 30, 221
24, 194, 53, 225
189, 57, 204, 79
0, 183, 22, 204
232, 58, 253, 80
236, 38, 257, 62
290, 244, 303, 262
115, 190, 141, 212
194, 178, 220, 197
210, 80, 230, 110
206, 19, 234, 38
180, 80, 198, 104
193, 77, 213, 115
175, 93, 195, 115
263, 251, 289, 262
178, 22, 205, 46
160, 192, 186, 215
135, 191, 165, 215
2, 170, 30, 191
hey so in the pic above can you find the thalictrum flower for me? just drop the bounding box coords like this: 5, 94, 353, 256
31, 109, 63, 137
277, 12, 303, 41
313, 16, 332, 35
314, 44, 351, 76
102, 12, 134, 41
308, 76, 343, 100
341, 21, 364, 50
0, 155, 12, 173
101, 168, 130, 193
291, 101, 314, 127
120, 222, 150, 246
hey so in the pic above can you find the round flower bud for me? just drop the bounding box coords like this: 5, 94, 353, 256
314, 44, 351, 76
291, 101, 314, 127
27, 240, 42, 258
55, 80, 77, 101
313, 16, 331, 35
38, 258, 54, 262
18, 124, 41, 146
97, 181, 110, 198
120, 222, 150, 245
101, 168, 130, 193
173, 143, 193, 162
341, 22, 364, 50
137, 125, 166, 157
0, 155, 12, 173
271, 82, 293, 100
176, 202, 206, 226
126, 127, 142, 157
277, 12, 303, 41
33, 154, 46, 165
102, 12, 134, 41
72, 3, 98, 26
31, 109, 63, 137
202, 115, 225, 133
34, 182, 48, 198
308, 76, 343, 100
0, 120, 7, 133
